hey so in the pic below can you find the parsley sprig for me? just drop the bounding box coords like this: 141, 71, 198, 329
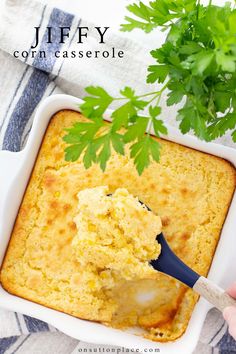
64, 0, 236, 175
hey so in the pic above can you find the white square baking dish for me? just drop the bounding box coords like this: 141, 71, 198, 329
0, 94, 236, 354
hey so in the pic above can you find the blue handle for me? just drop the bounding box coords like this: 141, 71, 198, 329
151, 233, 200, 288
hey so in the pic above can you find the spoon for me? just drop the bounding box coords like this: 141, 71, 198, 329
151, 232, 236, 311
108, 194, 236, 310
139, 197, 236, 311
143, 203, 236, 311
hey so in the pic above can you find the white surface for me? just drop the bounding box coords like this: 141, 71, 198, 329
0, 94, 236, 354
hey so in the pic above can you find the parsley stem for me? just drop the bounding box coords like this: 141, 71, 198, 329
148, 93, 160, 104
113, 81, 170, 103
112, 91, 158, 102
147, 88, 165, 135
197, 0, 200, 19
138, 91, 160, 98
138, 81, 170, 99
113, 97, 129, 101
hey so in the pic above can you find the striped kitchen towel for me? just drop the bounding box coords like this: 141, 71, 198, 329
0, 0, 235, 353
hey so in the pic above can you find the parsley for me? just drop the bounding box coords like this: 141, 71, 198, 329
64, 0, 236, 175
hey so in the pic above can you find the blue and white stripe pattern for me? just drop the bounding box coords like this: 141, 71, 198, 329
0, 0, 235, 353
2, 7, 74, 151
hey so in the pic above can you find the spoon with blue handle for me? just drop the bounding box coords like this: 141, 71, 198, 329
108, 194, 236, 311
140, 201, 236, 311
150, 233, 236, 311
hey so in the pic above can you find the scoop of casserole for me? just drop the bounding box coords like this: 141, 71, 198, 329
72, 186, 161, 284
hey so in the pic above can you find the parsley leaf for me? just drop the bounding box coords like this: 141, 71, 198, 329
121, 0, 196, 32
208, 113, 236, 140
64, 144, 86, 162
130, 136, 161, 175
124, 117, 149, 142
147, 65, 169, 83
80, 86, 113, 118
111, 88, 148, 131
149, 106, 168, 136
63, 118, 105, 163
